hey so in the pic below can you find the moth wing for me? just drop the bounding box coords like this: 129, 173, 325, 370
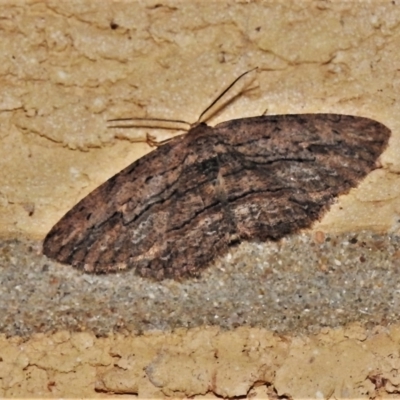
43, 125, 231, 279
43, 135, 185, 273
214, 114, 390, 240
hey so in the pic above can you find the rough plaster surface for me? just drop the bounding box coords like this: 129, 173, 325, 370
1, 0, 400, 398
1, 325, 400, 398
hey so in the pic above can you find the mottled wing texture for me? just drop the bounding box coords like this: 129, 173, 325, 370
43, 125, 234, 280
43, 114, 390, 280
213, 114, 390, 242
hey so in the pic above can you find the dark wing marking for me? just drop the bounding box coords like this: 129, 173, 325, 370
213, 114, 390, 241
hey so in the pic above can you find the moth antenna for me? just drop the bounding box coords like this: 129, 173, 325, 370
196, 67, 258, 124
107, 117, 191, 131
107, 117, 191, 145
107, 68, 258, 146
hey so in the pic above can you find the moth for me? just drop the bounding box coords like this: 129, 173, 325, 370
43, 71, 391, 280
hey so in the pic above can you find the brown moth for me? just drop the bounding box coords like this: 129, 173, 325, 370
43, 74, 391, 280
